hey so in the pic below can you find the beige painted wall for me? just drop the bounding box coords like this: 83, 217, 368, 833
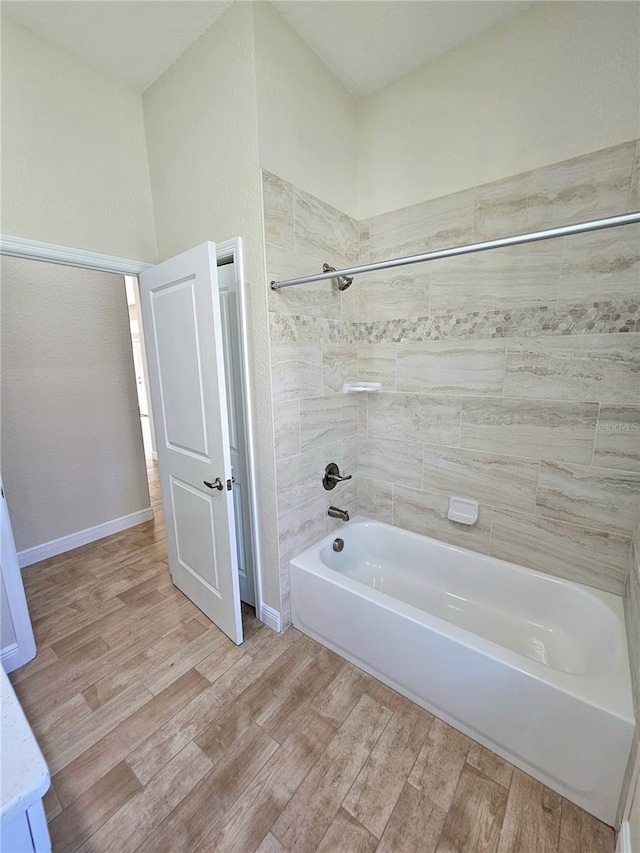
1, 18, 157, 261
142, 2, 281, 612
1, 256, 150, 552
357, 1, 640, 217
254, 2, 358, 218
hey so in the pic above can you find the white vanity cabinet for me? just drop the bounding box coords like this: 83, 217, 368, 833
0, 668, 51, 852
1, 476, 36, 673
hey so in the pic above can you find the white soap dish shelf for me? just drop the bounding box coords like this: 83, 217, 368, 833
343, 381, 382, 393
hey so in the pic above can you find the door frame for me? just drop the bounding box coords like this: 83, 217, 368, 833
0, 233, 264, 625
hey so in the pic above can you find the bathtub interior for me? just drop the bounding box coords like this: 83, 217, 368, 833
319, 520, 623, 677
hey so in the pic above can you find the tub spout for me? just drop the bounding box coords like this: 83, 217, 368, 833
328, 506, 349, 522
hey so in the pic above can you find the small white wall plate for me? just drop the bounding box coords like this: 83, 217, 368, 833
448, 496, 479, 525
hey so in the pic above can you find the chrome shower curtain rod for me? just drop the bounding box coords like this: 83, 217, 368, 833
270, 210, 640, 290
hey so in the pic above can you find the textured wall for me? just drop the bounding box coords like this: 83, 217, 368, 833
254, 2, 358, 218
357, 2, 640, 218
1, 256, 150, 552
142, 3, 281, 613
1, 19, 157, 261
265, 139, 640, 628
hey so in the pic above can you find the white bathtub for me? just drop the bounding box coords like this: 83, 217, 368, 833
290, 517, 634, 825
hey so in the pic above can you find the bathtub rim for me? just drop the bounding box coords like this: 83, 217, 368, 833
290, 515, 634, 725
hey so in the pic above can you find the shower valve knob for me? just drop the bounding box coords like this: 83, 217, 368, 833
323, 462, 352, 491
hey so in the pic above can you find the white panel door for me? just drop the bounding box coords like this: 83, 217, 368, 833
139, 243, 242, 644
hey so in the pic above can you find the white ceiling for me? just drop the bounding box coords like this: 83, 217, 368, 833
1, 0, 534, 96
1, 1, 234, 93
272, 1, 534, 96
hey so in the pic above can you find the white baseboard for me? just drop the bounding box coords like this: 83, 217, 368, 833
18, 508, 153, 568
259, 603, 281, 633
616, 822, 631, 853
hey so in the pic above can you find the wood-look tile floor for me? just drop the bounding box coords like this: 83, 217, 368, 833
11, 462, 614, 852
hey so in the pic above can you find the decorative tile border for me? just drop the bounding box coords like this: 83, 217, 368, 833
269, 313, 357, 344
358, 299, 640, 344
270, 300, 639, 345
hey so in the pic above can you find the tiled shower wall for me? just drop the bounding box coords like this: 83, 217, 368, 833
263, 139, 640, 625
263, 170, 360, 626
356, 140, 640, 596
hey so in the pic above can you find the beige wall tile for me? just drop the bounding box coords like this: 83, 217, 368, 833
594, 405, 640, 472
358, 395, 368, 434
628, 141, 640, 212
393, 486, 491, 554
536, 461, 640, 536
325, 477, 358, 533
558, 224, 640, 305
279, 559, 291, 629
324, 438, 357, 526
358, 343, 397, 391
278, 497, 326, 564
359, 268, 430, 322
266, 244, 340, 319
277, 441, 343, 514
359, 220, 371, 264
461, 397, 598, 464
490, 509, 629, 594
294, 187, 358, 269
369, 188, 474, 262
430, 241, 561, 315
504, 334, 640, 405
397, 339, 505, 395
340, 285, 359, 322
357, 477, 393, 524
358, 436, 423, 490
343, 435, 358, 476
262, 170, 294, 251
323, 343, 358, 395
274, 401, 300, 462
368, 393, 461, 447
271, 342, 323, 404
300, 394, 359, 451
475, 142, 636, 239
423, 445, 539, 513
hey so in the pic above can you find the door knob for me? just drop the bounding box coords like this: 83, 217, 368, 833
204, 478, 224, 491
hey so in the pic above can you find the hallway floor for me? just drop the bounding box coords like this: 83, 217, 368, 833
11, 464, 614, 852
